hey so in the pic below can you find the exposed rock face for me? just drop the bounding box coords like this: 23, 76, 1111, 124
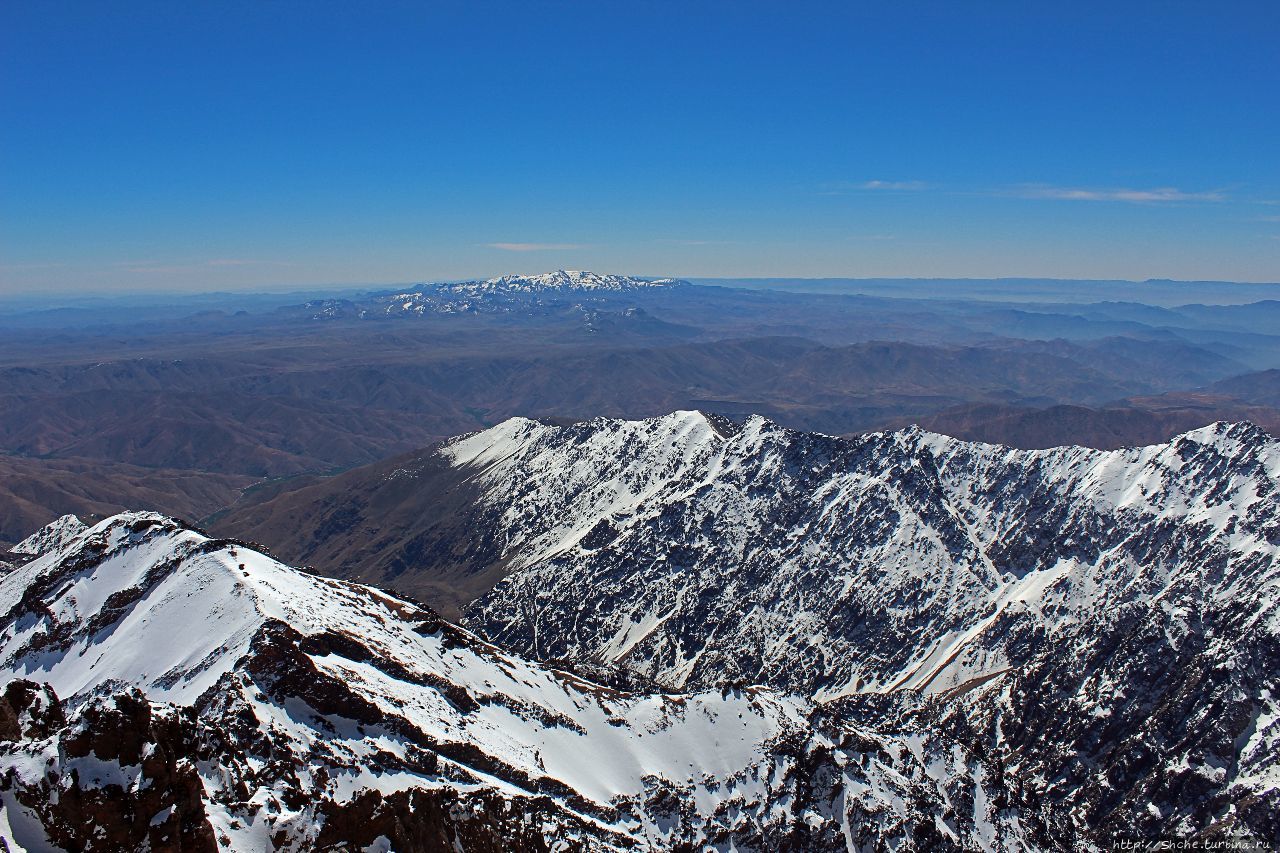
450, 415, 1277, 693
0, 687, 217, 852
0, 680, 63, 743
0, 681, 578, 853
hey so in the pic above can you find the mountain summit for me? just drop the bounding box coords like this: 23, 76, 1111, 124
450, 270, 685, 293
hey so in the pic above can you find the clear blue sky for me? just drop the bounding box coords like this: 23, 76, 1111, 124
2, 1, 1278, 293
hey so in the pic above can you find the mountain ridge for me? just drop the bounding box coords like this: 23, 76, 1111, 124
0, 511, 1048, 850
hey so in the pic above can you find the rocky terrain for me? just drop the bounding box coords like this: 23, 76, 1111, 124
0, 494, 1275, 847
908, 369, 1280, 449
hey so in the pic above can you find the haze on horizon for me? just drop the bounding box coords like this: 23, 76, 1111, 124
2, 1, 1278, 295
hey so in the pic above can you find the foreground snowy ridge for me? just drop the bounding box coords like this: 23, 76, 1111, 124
0, 512, 1041, 851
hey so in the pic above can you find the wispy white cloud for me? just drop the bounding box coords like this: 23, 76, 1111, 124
486, 242, 583, 252
819, 180, 929, 196
1012, 185, 1226, 203
859, 180, 928, 191
825, 180, 1230, 205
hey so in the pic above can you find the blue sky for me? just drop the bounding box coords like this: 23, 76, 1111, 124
2, 1, 1278, 293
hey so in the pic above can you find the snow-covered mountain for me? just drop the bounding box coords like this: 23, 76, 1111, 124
448, 270, 684, 294
429, 413, 1277, 842
453, 414, 1278, 694
2, 415, 1278, 847
292, 271, 689, 320
383, 271, 684, 317
0, 513, 1041, 850
9, 514, 85, 556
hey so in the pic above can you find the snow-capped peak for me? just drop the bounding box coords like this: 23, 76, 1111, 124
1169, 418, 1275, 455
360, 271, 688, 319
11, 513, 87, 556
449, 270, 684, 294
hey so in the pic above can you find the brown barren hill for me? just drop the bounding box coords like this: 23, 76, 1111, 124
0, 455, 253, 545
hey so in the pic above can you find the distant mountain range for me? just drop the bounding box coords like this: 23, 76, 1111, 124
2, 271, 1280, 554
288, 270, 686, 320
908, 378, 1280, 449
451, 269, 684, 293
693, 277, 1280, 307
4, 275, 1279, 325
